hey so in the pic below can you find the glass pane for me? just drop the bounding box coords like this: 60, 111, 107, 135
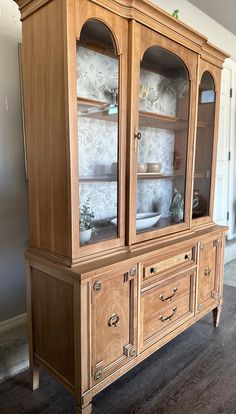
192, 72, 215, 219
137, 46, 190, 234
77, 20, 119, 246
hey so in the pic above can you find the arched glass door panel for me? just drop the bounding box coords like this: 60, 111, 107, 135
192, 72, 215, 219
136, 46, 190, 234
77, 20, 120, 246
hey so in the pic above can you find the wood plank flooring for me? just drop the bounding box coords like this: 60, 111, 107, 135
0, 285, 236, 414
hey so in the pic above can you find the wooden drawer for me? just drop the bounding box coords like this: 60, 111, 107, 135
140, 271, 195, 350
143, 246, 195, 283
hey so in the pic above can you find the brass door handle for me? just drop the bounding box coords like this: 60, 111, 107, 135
108, 313, 120, 327
159, 306, 177, 322
134, 127, 142, 153
159, 287, 177, 302
204, 266, 212, 277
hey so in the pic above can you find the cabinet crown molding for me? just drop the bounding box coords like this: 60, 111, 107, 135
14, 0, 230, 64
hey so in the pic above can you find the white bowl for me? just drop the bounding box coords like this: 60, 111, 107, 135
111, 212, 161, 231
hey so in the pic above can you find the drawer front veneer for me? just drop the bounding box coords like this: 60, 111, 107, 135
91, 266, 137, 384
143, 247, 195, 284
140, 271, 195, 350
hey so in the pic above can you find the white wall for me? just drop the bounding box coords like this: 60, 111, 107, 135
153, 0, 236, 61
0, 1, 28, 322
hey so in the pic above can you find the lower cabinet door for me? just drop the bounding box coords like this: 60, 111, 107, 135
140, 270, 195, 351
197, 236, 222, 312
91, 265, 137, 384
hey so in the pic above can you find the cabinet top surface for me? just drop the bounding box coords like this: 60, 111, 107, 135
26, 224, 228, 279
14, 0, 230, 61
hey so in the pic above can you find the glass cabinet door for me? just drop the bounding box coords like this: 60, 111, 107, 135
77, 20, 121, 247
136, 46, 190, 235
192, 72, 215, 219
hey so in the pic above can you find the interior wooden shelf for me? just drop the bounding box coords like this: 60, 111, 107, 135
80, 172, 206, 183
80, 176, 117, 183
77, 96, 118, 122
137, 173, 176, 180
194, 172, 208, 179
77, 97, 210, 130
139, 111, 188, 131
81, 222, 117, 244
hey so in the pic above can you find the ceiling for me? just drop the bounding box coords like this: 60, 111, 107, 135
188, 0, 236, 36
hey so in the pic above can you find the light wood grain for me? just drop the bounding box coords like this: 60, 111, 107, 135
140, 271, 195, 350
18, 1, 228, 413
32, 268, 75, 385
143, 249, 193, 281
91, 265, 138, 384
22, 0, 71, 258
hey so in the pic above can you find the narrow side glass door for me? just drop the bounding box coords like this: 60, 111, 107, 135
136, 46, 190, 235
77, 20, 120, 247
192, 72, 215, 219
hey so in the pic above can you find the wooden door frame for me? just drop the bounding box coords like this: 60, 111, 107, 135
74, 0, 128, 259
192, 60, 222, 228
127, 21, 198, 246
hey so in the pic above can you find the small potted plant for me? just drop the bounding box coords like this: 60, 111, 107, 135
79, 199, 95, 244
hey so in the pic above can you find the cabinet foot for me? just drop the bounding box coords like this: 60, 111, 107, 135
30, 363, 39, 390
76, 403, 92, 414
212, 304, 222, 327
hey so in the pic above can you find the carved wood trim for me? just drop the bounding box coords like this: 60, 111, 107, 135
15, 0, 230, 65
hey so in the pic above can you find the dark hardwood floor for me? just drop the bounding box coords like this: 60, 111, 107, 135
1, 285, 236, 414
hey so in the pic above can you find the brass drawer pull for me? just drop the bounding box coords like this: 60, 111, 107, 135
108, 313, 120, 327
185, 254, 191, 260
93, 280, 102, 291
204, 266, 212, 277
159, 287, 177, 302
159, 306, 177, 322
150, 266, 158, 274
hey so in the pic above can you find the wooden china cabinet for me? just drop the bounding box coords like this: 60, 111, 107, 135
15, 0, 229, 412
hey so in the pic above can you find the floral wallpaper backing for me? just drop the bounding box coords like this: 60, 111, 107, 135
77, 46, 118, 103
77, 45, 178, 222
137, 126, 174, 217
139, 68, 177, 116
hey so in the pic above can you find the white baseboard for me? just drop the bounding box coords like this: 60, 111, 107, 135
0, 313, 27, 334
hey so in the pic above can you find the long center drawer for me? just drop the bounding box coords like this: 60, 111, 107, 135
142, 245, 196, 286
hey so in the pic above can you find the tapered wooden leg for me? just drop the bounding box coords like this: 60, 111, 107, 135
212, 304, 222, 328
26, 259, 40, 390
76, 402, 92, 414
30, 363, 40, 390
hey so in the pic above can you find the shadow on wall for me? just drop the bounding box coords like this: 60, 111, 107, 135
0, 2, 29, 322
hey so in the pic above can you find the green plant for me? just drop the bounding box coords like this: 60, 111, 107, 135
172, 9, 179, 19
79, 200, 95, 231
